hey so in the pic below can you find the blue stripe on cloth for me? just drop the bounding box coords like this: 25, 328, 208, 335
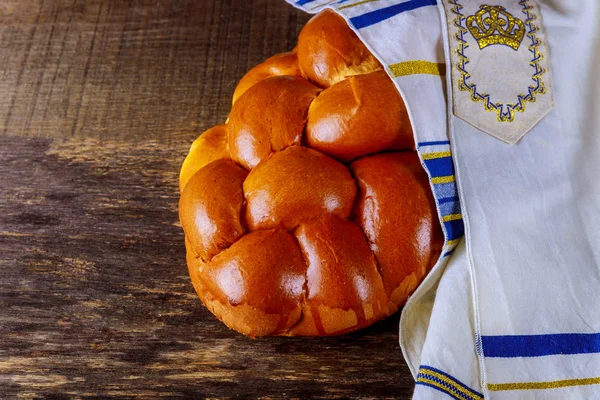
424, 157, 455, 178
418, 140, 450, 147
296, 0, 316, 5
444, 219, 464, 241
438, 195, 460, 204
434, 182, 458, 199
349, 0, 437, 29
443, 248, 456, 257
439, 199, 461, 216
482, 333, 600, 358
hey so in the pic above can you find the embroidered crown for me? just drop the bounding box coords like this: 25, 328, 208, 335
466, 5, 525, 51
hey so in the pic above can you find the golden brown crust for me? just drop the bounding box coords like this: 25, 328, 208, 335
232, 52, 302, 105
186, 244, 287, 338
198, 229, 307, 337
297, 9, 382, 87
228, 76, 321, 170
306, 71, 414, 162
179, 159, 247, 261
179, 124, 230, 192
291, 215, 394, 336
243, 146, 357, 231
179, 10, 444, 337
350, 152, 444, 306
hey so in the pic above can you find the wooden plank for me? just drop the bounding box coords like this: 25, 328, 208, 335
0, 136, 414, 398
0, 0, 415, 398
0, 0, 307, 142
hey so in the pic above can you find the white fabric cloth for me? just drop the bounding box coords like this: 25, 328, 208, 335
286, 0, 600, 398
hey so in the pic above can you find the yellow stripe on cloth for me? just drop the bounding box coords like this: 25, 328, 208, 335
488, 377, 600, 392
419, 369, 484, 399
442, 213, 462, 222
422, 151, 452, 160
338, 0, 379, 10
446, 238, 462, 247
432, 175, 455, 184
418, 377, 473, 400
389, 61, 446, 77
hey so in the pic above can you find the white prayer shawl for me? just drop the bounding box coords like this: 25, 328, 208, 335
285, 0, 600, 398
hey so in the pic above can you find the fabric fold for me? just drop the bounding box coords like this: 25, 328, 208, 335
285, 0, 600, 398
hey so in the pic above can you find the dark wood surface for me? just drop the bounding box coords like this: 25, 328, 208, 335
0, 1, 415, 398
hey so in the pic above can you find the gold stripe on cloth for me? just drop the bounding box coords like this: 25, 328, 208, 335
488, 377, 600, 391
389, 61, 446, 77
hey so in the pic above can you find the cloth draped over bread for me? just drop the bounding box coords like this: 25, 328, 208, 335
288, 0, 600, 398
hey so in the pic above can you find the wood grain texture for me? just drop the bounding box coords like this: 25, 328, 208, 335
0, 0, 415, 398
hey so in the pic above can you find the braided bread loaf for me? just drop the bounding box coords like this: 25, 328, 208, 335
179, 9, 443, 337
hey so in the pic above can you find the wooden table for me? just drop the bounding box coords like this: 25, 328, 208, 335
0, 1, 414, 398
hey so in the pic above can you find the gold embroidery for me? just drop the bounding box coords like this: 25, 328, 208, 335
422, 151, 452, 160
388, 61, 446, 78
488, 377, 600, 391
446, 238, 462, 247
418, 376, 482, 399
419, 368, 483, 399
449, 0, 547, 122
432, 176, 455, 184
442, 213, 462, 222
466, 5, 525, 50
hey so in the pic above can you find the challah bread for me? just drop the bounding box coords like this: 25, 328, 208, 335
179, 124, 229, 192
307, 70, 414, 162
243, 146, 357, 231
297, 9, 382, 87
179, 9, 443, 337
232, 52, 302, 105
179, 159, 247, 260
290, 215, 395, 336
229, 76, 321, 170
351, 152, 444, 304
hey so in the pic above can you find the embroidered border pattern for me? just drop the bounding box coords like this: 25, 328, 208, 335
449, 0, 546, 122
417, 365, 484, 400
417, 141, 464, 256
